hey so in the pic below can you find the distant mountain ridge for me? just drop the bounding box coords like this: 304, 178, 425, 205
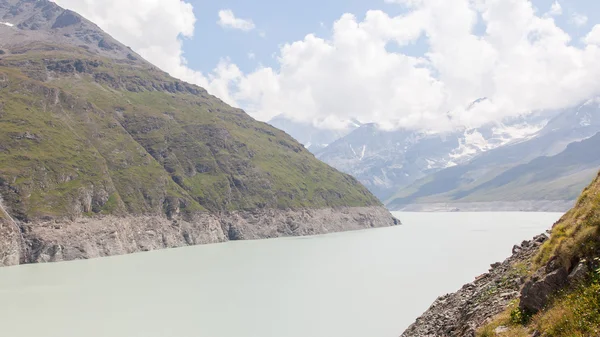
269, 99, 600, 211
268, 115, 362, 153
387, 101, 600, 211
313, 110, 554, 201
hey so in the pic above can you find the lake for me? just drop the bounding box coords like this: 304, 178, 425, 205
0, 212, 562, 337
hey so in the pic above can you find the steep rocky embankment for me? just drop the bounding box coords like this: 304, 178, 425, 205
0, 0, 398, 266
2, 206, 394, 265
401, 233, 551, 337
401, 171, 600, 337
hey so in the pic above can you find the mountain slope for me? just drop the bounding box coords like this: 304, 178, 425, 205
316, 124, 462, 200
402, 170, 600, 336
388, 105, 600, 211
0, 0, 396, 266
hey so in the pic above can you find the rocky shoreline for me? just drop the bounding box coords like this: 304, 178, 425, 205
400, 227, 592, 337
401, 233, 549, 337
0, 206, 398, 267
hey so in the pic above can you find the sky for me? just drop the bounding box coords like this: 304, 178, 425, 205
52, 0, 600, 131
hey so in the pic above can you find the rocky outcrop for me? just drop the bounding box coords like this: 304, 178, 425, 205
401, 234, 549, 337
0, 196, 22, 265
0, 206, 398, 266
0, 217, 21, 266
519, 267, 568, 313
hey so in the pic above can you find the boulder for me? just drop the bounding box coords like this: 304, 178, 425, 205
495, 326, 508, 334
520, 268, 568, 313
567, 263, 589, 283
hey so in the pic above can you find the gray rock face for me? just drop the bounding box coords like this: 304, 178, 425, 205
0, 218, 21, 266
0, 206, 398, 266
567, 262, 589, 283
51, 10, 81, 29
519, 267, 569, 313
0, 0, 145, 63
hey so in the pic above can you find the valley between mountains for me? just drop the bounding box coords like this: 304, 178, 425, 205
273, 102, 600, 212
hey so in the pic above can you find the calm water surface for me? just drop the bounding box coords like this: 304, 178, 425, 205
0, 212, 562, 337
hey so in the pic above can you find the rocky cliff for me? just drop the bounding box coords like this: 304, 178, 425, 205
401, 171, 600, 337
0, 0, 398, 266
1, 206, 395, 265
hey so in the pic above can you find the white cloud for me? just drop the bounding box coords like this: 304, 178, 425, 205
571, 13, 588, 27
248, 52, 256, 60
225, 0, 600, 131
586, 25, 600, 45
217, 9, 255, 31
52, 0, 600, 133
545, 1, 562, 17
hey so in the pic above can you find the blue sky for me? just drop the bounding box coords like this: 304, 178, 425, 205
184, 1, 404, 73
55, 0, 600, 131
183, 0, 599, 74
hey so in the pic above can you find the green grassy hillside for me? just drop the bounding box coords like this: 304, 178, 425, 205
0, 36, 380, 221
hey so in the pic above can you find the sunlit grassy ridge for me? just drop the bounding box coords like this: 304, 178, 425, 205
477, 172, 600, 337
0, 44, 380, 221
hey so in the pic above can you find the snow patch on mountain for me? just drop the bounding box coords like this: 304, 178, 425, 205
583, 97, 600, 108
580, 114, 591, 127
450, 122, 546, 162
360, 145, 367, 160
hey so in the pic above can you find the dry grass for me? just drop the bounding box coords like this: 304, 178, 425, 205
531, 279, 600, 336
479, 279, 600, 337
535, 172, 600, 270
477, 301, 531, 337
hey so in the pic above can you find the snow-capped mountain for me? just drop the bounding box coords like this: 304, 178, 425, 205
268, 115, 362, 153
315, 125, 459, 200
387, 101, 600, 211
315, 101, 600, 201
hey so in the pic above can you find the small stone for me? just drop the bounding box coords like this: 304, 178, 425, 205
512, 245, 522, 254
568, 263, 589, 283
494, 326, 508, 334
500, 291, 518, 299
